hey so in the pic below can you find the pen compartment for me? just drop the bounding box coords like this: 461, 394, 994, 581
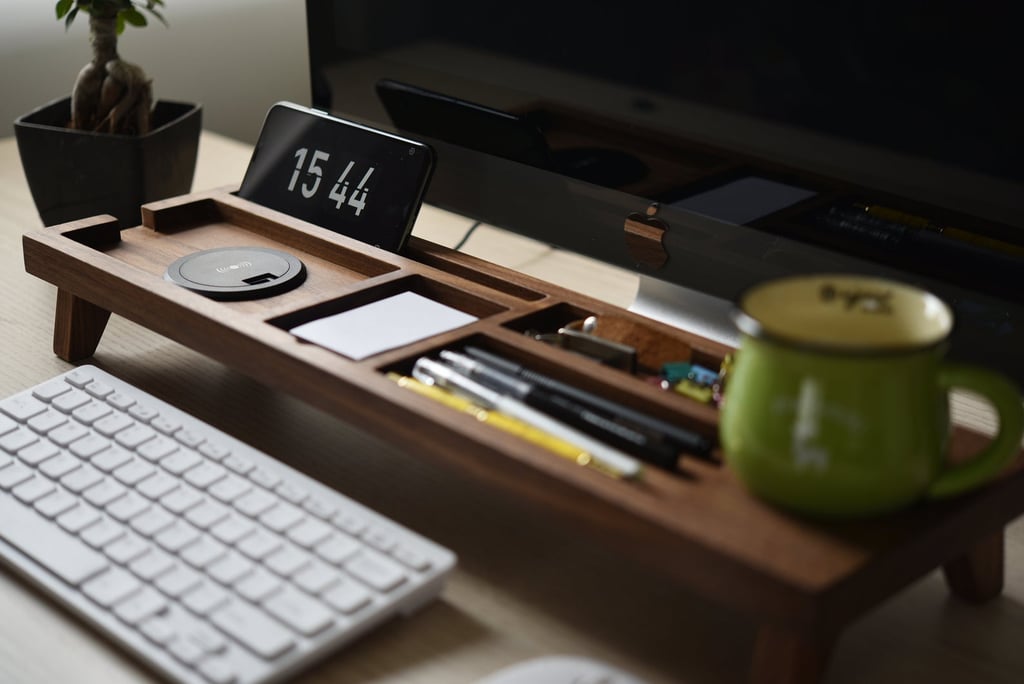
376, 331, 722, 468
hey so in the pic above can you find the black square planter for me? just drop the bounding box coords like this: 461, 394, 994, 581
14, 96, 202, 228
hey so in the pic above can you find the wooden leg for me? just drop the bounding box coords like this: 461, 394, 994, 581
750, 624, 834, 684
943, 529, 1004, 603
53, 289, 111, 362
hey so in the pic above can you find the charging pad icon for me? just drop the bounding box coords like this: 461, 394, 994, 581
165, 247, 305, 300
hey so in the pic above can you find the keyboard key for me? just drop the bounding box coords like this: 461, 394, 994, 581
137, 472, 179, 500
48, 421, 90, 447
104, 534, 152, 564
182, 582, 231, 616
236, 531, 283, 561
235, 568, 282, 603
185, 501, 231, 530
113, 586, 167, 625
13, 475, 55, 501
197, 658, 236, 684
315, 534, 360, 566
93, 412, 135, 437
0, 495, 109, 585
1, 427, 39, 454
57, 504, 103, 533
61, 465, 105, 493
210, 601, 295, 659
155, 565, 203, 598
81, 518, 127, 548
138, 436, 179, 462
160, 486, 204, 515
322, 577, 372, 614
207, 552, 254, 586
264, 545, 311, 578
69, 434, 111, 459
0, 462, 35, 490
52, 389, 91, 413
93, 446, 134, 472
82, 567, 141, 607
32, 379, 72, 402
210, 516, 255, 546
234, 489, 277, 518
106, 492, 152, 523
208, 476, 251, 504
154, 522, 202, 553
293, 561, 341, 595
0, 414, 17, 436
27, 408, 69, 434
84, 380, 115, 400
181, 537, 228, 569
262, 585, 334, 637
72, 400, 112, 425
35, 489, 79, 519
113, 459, 156, 486
287, 519, 333, 549
38, 452, 82, 479
13, 476, 56, 504
260, 503, 305, 533
129, 549, 176, 582
346, 552, 407, 592
116, 424, 157, 450
16, 440, 61, 466
131, 508, 176, 538
1, 394, 48, 422
83, 479, 128, 507
184, 462, 227, 490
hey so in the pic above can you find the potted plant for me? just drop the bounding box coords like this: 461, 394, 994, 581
14, 0, 201, 228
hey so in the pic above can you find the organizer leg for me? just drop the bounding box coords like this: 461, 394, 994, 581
53, 289, 111, 362
750, 624, 834, 684
942, 528, 1004, 603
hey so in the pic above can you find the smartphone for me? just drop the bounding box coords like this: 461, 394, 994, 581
238, 102, 435, 253
375, 78, 553, 168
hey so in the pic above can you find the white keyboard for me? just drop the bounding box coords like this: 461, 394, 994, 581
0, 366, 456, 684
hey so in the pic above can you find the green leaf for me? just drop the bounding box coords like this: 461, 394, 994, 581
115, 13, 125, 34
121, 7, 147, 27
64, 7, 79, 30
145, 6, 168, 27
55, 0, 74, 20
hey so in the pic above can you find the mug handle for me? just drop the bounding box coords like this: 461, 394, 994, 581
927, 363, 1024, 499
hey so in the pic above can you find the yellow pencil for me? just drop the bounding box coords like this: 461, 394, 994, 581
387, 373, 621, 479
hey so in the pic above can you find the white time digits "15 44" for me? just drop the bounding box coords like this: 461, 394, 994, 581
288, 147, 374, 216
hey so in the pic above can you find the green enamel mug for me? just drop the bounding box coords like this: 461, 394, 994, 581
719, 274, 1023, 519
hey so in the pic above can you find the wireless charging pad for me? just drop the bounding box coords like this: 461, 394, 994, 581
165, 247, 306, 300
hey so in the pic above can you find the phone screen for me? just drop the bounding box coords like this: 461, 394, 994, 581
238, 102, 435, 253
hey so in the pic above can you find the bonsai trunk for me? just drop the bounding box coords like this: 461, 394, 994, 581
71, 12, 153, 135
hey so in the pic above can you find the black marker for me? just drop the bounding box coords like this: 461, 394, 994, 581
459, 347, 715, 462
440, 351, 679, 469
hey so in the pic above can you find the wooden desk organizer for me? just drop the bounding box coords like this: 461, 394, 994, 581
23, 190, 1024, 684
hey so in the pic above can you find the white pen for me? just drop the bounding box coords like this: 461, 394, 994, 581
412, 358, 643, 480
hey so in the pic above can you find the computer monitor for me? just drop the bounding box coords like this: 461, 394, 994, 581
305, 1, 1024, 384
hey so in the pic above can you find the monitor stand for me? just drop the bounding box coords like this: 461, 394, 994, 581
628, 274, 739, 349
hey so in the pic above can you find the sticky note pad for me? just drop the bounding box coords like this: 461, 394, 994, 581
290, 291, 478, 360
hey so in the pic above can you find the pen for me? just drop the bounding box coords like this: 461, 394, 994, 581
462, 346, 714, 460
386, 373, 620, 479
439, 350, 680, 469
412, 358, 644, 480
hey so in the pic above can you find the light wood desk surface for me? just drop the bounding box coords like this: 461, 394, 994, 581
0, 131, 1022, 684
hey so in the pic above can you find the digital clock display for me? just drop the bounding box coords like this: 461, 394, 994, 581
238, 102, 435, 252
